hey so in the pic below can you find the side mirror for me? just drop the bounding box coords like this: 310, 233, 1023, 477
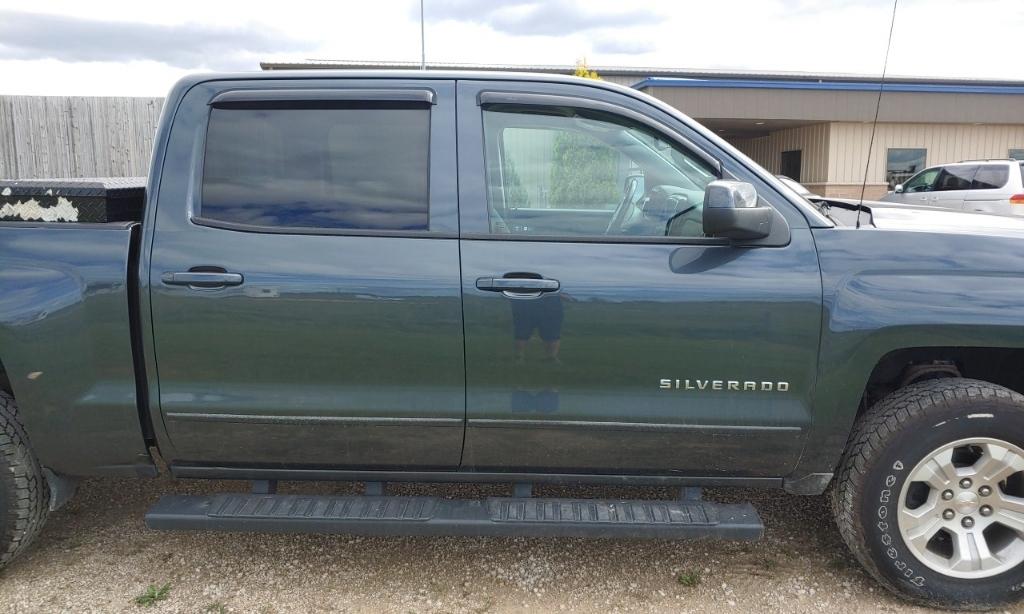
894, 184, 904, 193
703, 180, 772, 241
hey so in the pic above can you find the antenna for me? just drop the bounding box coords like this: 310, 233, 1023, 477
420, 0, 427, 70
856, 0, 898, 228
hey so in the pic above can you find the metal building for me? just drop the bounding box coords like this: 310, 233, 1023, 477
263, 60, 1024, 200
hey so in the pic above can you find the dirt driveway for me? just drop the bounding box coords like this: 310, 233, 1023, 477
0, 476, 1015, 613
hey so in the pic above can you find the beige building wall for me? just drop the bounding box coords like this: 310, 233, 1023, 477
732, 123, 831, 185
647, 86, 1024, 125
827, 122, 1024, 198
731, 122, 1024, 200
648, 84, 1024, 200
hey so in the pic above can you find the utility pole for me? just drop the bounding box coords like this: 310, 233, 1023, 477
420, 0, 426, 70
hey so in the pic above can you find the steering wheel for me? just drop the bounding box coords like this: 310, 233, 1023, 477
664, 205, 702, 237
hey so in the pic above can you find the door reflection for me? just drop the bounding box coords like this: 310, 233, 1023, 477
508, 292, 565, 413
511, 292, 564, 363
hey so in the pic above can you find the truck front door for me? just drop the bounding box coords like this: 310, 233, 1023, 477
148, 80, 465, 468
455, 81, 822, 477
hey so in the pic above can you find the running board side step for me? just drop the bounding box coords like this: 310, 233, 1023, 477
145, 494, 763, 540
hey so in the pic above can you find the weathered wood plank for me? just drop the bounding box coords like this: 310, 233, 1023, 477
0, 96, 164, 179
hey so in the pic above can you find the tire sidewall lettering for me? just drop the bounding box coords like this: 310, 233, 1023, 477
873, 459, 927, 588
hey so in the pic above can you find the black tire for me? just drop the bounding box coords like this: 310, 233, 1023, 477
0, 390, 48, 569
833, 378, 1024, 610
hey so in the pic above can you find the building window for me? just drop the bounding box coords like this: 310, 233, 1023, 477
886, 148, 927, 189
1010, 149, 1024, 161
780, 150, 802, 181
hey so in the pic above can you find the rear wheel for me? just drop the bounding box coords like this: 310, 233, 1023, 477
0, 391, 49, 569
833, 378, 1024, 609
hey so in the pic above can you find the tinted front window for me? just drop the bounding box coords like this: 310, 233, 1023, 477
202, 107, 430, 231
483, 107, 717, 239
933, 165, 977, 191
971, 165, 1009, 190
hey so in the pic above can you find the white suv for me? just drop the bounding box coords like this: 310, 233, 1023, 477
881, 159, 1024, 216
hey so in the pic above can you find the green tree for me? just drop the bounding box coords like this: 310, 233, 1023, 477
550, 131, 620, 209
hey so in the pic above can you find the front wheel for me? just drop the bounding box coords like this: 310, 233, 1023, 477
833, 378, 1024, 609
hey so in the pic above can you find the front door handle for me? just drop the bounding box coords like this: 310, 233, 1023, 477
161, 271, 244, 288
476, 277, 560, 294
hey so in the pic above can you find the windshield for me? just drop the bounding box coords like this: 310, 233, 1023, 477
772, 174, 838, 221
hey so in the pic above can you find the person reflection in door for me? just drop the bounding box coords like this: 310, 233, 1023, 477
511, 292, 564, 364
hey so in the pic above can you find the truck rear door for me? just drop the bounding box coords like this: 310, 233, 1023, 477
147, 79, 465, 468
454, 80, 822, 477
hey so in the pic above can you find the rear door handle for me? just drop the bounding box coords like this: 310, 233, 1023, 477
161, 271, 244, 288
476, 277, 560, 293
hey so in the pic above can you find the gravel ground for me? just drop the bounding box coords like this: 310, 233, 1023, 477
1, 476, 1021, 613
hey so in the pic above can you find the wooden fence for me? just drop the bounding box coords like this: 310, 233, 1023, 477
0, 96, 164, 179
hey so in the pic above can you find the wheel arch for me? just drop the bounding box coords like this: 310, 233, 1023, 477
787, 344, 1024, 495
860, 346, 1024, 420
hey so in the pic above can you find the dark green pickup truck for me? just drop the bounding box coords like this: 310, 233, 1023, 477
2, 71, 1024, 609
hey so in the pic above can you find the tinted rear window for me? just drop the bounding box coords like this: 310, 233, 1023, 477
933, 165, 976, 191
971, 165, 1009, 190
202, 107, 430, 231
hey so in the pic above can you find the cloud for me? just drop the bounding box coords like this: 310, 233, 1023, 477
592, 37, 657, 55
0, 11, 313, 70
423, 0, 662, 36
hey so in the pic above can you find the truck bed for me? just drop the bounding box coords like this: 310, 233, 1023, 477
0, 177, 146, 223
0, 222, 153, 476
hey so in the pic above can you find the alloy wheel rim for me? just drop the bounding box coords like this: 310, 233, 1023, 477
898, 437, 1024, 579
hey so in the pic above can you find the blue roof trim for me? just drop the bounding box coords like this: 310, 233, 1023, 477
632, 77, 1024, 95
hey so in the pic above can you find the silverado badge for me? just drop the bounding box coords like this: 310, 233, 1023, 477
660, 379, 790, 392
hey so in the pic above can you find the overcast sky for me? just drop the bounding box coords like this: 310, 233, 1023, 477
0, 0, 1021, 96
